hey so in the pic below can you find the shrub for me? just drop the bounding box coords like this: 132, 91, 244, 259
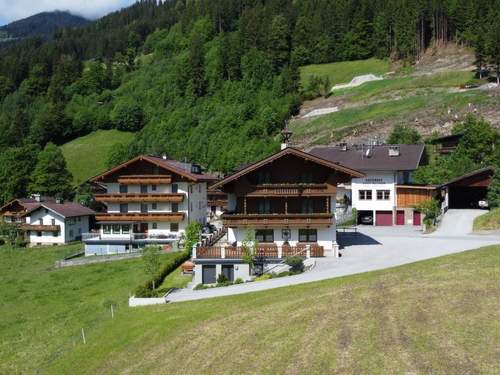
234, 277, 243, 284
217, 273, 228, 284
15, 238, 27, 248
194, 284, 209, 290
285, 256, 304, 273
0, 238, 5, 246
134, 250, 190, 297
255, 274, 272, 281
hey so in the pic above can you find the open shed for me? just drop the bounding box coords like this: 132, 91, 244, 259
441, 167, 494, 209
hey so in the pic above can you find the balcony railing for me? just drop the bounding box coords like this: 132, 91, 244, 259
246, 183, 332, 197
83, 232, 179, 243
117, 175, 172, 184
194, 244, 324, 259
222, 212, 334, 228
95, 193, 185, 203
20, 224, 60, 232
95, 212, 185, 222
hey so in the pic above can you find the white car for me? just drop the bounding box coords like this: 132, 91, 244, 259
478, 200, 489, 209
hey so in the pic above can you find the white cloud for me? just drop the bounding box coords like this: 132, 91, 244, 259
0, 0, 137, 23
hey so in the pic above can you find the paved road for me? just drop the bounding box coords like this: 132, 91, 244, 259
166, 219, 500, 303
431, 209, 486, 236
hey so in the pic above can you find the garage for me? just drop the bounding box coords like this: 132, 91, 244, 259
376, 211, 393, 226
413, 211, 421, 226
202, 265, 216, 284
396, 210, 405, 225
357, 210, 374, 225
443, 168, 493, 209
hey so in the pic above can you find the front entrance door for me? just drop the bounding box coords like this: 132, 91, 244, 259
396, 211, 405, 225
413, 211, 421, 226
202, 265, 216, 284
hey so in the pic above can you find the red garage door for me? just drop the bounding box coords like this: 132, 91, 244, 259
396, 211, 405, 225
376, 211, 393, 226
413, 211, 421, 226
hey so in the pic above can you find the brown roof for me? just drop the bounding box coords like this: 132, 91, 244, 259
89, 155, 218, 183
309, 144, 425, 171
211, 147, 364, 190
38, 202, 95, 218
440, 167, 495, 188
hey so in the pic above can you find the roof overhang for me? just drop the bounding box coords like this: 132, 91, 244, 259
440, 167, 495, 188
211, 147, 364, 190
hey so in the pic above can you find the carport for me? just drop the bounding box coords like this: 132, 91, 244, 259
441, 167, 494, 209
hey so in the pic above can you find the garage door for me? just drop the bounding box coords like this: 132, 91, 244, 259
202, 265, 216, 284
413, 211, 421, 225
376, 211, 393, 226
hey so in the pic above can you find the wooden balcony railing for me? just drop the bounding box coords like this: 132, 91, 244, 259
117, 175, 172, 184
20, 224, 60, 232
95, 212, 184, 222
95, 193, 184, 203
246, 183, 332, 197
195, 244, 324, 259
222, 213, 333, 228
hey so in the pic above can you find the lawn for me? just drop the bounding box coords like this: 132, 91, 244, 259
159, 265, 192, 290
300, 58, 391, 88
474, 209, 500, 231
0, 244, 178, 374
34, 245, 500, 374
60, 129, 135, 185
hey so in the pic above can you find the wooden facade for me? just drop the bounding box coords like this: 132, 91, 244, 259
95, 212, 184, 222
117, 175, 172, 185
94, 193, 184, 203
20, 224, 60, 232
396, 185, 436, 207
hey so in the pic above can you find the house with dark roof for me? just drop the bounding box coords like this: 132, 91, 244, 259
83, 154, 217, 256
0, 195, 94, 246
310, 144, 436, 226
192, 147, 364, 284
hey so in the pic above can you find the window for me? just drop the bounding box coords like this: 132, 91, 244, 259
39, 218, 43, 225
103, 225, 111, 234
198, 185, 201, 193
299, 229, 317, 242
258, 199, 271, 214
53, 231, 58, 237
119, 185, 128, 193
140, 185, 148, 193
359, 190, 372, 200
120, 204, 128, 213
172, 203, 178, 212
37, 231, 42, 237
376, 190, 390, 200
171, 184, 178, 193
152, 203, 157, 210
152, 223, 158, 229
190, 186, 193, 194
122, 225, 130, 234
301, 199, 314, 213
255, 229, 274, 243
152, 184, 157, 191
112, 225, 121, 234
170, 223, 179, 232
140, 203, 148, 213
51, 219, 55, 225
45, 209, 48, 214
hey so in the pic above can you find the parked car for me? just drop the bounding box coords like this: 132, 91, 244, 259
360, 215, 373, 225
478, 200, 489, 209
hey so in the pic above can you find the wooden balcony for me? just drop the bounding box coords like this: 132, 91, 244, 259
20, 224, 60, 232
246, 183, 333, 197
95, 193, 184, 203
222, 212, 333, 228
117, 175, 172, 185
95, 212, 184, 222
195, 244, 324, 259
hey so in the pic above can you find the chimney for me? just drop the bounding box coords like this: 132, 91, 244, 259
389, 146, 400, 157
338, 143, 348, 151
32, 194, 41, 202
56, 197, 64, 204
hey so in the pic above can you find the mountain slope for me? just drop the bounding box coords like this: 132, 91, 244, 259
0, 11, 89, 47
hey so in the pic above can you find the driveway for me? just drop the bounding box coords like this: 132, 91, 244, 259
166, 223, 500, 303
431, 209, 486, 236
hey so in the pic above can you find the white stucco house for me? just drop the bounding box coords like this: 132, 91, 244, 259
0, 195, 94, 246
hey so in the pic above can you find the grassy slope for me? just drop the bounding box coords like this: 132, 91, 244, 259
300, 58, 391, 87
0, 245, 179, 373
60, 130, 135, 185
34, 245, 500, 374
474, 209, 500, 231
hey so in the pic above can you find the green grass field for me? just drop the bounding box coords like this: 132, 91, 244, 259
2, 243, 499, 373
0, 244, 178, 373
60, 130, 135, 185
474, 209, 500, 231
300, 58, 391, 88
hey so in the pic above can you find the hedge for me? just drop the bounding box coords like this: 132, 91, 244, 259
134, 250, 190, 297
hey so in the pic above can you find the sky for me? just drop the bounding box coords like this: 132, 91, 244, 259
0, 0, 137, 26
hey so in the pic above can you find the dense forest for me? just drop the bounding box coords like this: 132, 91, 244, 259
0, 0, 500, 204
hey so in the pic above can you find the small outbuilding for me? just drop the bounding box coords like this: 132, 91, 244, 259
440, 167, 494, 209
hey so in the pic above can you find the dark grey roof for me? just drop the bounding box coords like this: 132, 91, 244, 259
309, 144, 425, 171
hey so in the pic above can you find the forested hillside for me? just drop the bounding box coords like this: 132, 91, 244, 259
0, 0, 499, 205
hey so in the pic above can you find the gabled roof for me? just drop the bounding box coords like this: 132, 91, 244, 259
440, 167, 495, 188
0, 198, 94, 218
211, 147, 364, 190
431, 133, 463, 144
89, 155, 218, 183
309, 144, 425, 171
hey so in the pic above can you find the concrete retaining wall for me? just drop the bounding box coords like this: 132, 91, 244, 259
55, 252, 142, 268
